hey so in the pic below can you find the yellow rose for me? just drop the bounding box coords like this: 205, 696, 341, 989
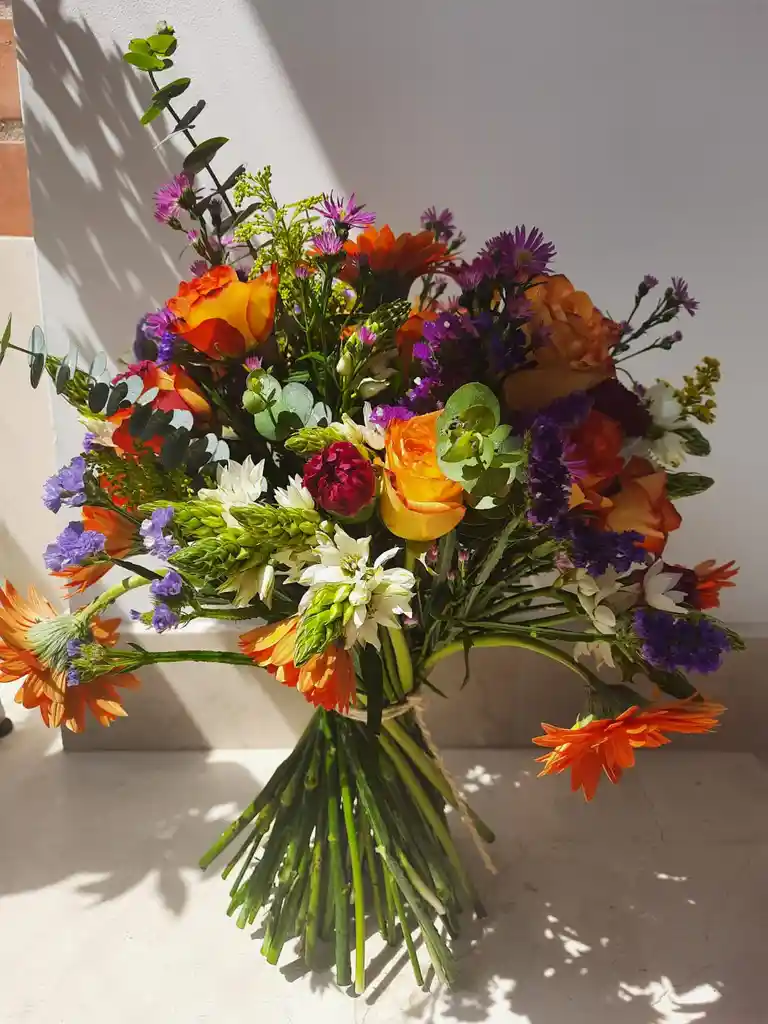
380, 411, 465, 541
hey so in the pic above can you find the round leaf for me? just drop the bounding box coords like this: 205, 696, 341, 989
105, 381, 129, 417
123, 51, 165, 72
281, 381, 314, 424
160, 428, 191, 470
136, 385, 160, 406
183, 137, 229, 176
30, 352, 45, 388
170, 409, 194, 431
87, 381, 110, 412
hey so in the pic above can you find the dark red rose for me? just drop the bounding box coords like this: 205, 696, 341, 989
303, 441, 376, 517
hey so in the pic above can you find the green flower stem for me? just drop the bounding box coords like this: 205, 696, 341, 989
337, 740, 366, 994
110, 558, 162, 581
303, 801, 326, 967
79, 574, 152, 622
485, 586, 561, 616
321, 714, 351, 987
387, 627, 414, 694
379, 628, 403, 701
422, 632, 597, 689
141, 650, 255, 668
359, 806, 388, 943
383, 719, 495, 844
192, 606, 265, 621
388, 869, 425, 987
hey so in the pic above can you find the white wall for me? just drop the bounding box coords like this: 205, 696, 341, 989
15, 0, 764, 627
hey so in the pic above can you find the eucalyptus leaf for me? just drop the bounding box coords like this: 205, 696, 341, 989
174, 99, 206, 132
88, 381, 110, 413
666, 472, 714, 499
146, 32, 178, 55
54, 362, 71, 394
185, 436, 213, 473
170, 408, 194, 431
128, 403, 154, 438
122, 374, 145, 404
308, 401, 332, 427
212, 438, 230, 463
136, 385, 160, 406
28, 324, 45, 358
183, 137, 229, 176
140, 408, 174, 441
219, 164, 246, 192
123, 51, 166, 72
89, 352, 108, 381
29, 352, 45, 388
160, 428, 191, 469
219, 201, 260, 235
0, 314, 11, 367
128, 38, 152, 54
281, 381, 314, 423
105, 381, 129, 417
443, 382, 500, 425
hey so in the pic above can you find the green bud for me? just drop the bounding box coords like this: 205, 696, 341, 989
336, 350, 353, 377
243, 390, 268, 415
284, 425, 346, 456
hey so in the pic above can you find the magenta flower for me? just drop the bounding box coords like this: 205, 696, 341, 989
313, 191, 376, 231
312, 228, 344, 256
358, 325, 377, 346
421, 206, 456, 242
153, 172, 194, 224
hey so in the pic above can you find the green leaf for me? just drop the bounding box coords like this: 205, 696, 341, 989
141, 78, 191, 125
54, 361, 70, 394
281, 381, 314, 424
128, 403, 154, 438
462, 404, 497, 434
666, 472, 714, 499
146, 32, 178, 55
360, 645, 384, 736
30, 352, 45, 388
105, 381, 129, 417
443, 382, 500, 426
183, 137, 229, 176
473, 516, 522, 589
128, 38, 152, 54
87, 381, 110, 413
0, 313, 11, 367
161, 428, 191, 469
123, 51, 166, 72
677, 425, 711, 457
174, 99, 206, 132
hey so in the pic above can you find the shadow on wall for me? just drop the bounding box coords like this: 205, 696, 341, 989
14, 0, 185, 364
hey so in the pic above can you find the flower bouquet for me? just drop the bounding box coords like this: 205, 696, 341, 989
0, 21, 741, 993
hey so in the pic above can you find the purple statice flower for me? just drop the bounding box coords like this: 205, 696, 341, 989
151, 603, 180, 633
156, 331, 176, 367
140, 507, 179, 560
405, 375, 442, 414
525, 394, 592, 527
153, 172, 194, 224
563, 520, 644, 576
66, 667, 81, 687
633, 608, 731, 674
451, 257, 492, 292
44, 522, 105, 572
369, 404, 415, 428
42, 456, 87, 513
312, 228, 344, 256
358, 325, 377, 346
313, 191, 376, 231
482, 226, 556, 282
66, 639, 82, 659
589, 378, 653, 438
150, 570, 183, 599
670, 277, 699, 316
421, 206, 456, 242
189, 259, 209, 278
65, 639, 83, 688
81, 432, 98, 453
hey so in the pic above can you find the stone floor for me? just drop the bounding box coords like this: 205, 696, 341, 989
2, 699, 767, 1024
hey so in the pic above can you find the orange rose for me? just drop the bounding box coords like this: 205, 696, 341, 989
504, 274, 620, 412
380, 410, 465, 541
109, 360, 211, 456
167, 264, 278, 359
598, 457, 682, 554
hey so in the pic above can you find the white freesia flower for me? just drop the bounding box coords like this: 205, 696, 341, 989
562, 567, 640, 635
642, 559, 687, 613
337, 402, 386, 450
79, 416, 117, 448
299, 526, 415, 649
574, 640, 616, 671
274, 475, 315, 511
625, 381, 688, 468
198, 456, 267, 527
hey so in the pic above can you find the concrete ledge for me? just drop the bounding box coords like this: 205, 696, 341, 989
63, 623, 768, 753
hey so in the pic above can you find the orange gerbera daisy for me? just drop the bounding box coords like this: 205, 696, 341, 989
340, 226, 449, 287
52, 507, 137, 595
239, 616, 356, 713
0, 582, 139, 732
533, 700, 725, 800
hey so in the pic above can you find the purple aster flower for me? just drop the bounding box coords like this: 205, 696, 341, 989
153, 172, 194, 224
369, 404, 415, 428
150, 570, 183, 599
312, 228, 345, 257
634, 608, 731, 674
44, 522, 105, 571
42, 456, 88, 513
420, 206, 456, 242
358, 325, 377, 346
451, 257, 492, 292
313, 191, 376, 231
151, 603, 180, 633
295, 264, 311, 280
140, 507, 179, 560
482, 226, 556, 282
189, 259, 209, 278
669, 277, 699, 316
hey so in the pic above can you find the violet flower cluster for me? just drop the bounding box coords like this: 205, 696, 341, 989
634, 608, 731, 674
44, 521, 105, 571
140, 507, 179, 560
43, 456, 87, 513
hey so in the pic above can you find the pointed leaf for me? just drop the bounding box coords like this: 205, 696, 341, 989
218, 163, 245, 192
677, 425, 711, 457
183, 137, 229, 176
0, 313, 11, 367
175, 99, 206, 132
666, 472, 715, 499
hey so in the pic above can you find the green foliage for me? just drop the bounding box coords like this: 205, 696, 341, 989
294, 585, 349, 664
666, 472, 714, 499
677, 424, 711, 457
141, 77, 191, 124
0, 314, 11, 368
122, 24, 177, 71
45, 355, 92, 413
86, 448, 193, 508
285, 425, 347, 456
436, 383, 524, 504
141, 499, 228, 540
183, 137, 229, 176
170, 531, 266, 586
246, 370, 330, 442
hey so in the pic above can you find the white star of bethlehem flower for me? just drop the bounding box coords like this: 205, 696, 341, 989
624, 381, 689, 468
337, 402, 386, 450
299, 526, 415, 649
198, 456, 267, 528
274, 475, 315, 511
642, 559, 687, 613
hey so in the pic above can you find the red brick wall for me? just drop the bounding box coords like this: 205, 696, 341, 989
0, 4, 32, 236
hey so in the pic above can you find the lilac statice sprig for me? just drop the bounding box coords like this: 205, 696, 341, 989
614, 275, 698, 360
42, 456, 88, 513
140, 506, 180, 560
